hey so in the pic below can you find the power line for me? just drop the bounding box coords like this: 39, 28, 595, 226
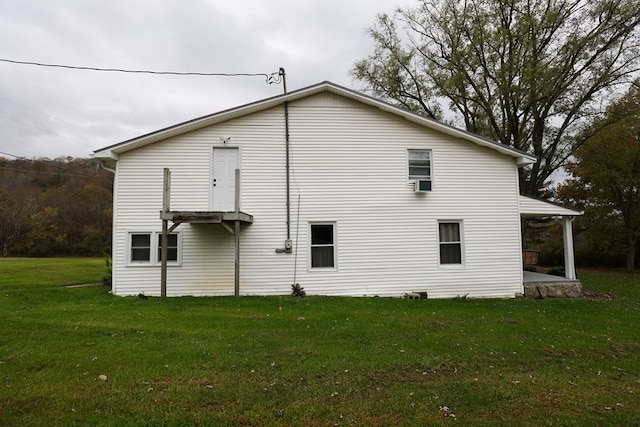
0, 165, 89, 178
0, 151, 94, 177
0, 58, 284, 84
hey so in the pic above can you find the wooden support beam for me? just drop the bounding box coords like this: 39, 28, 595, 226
163, 168, 171, 213
234, 168, 240, 297
161, 168, 171, 298
221, 222, 234, 235
161, 219, 168, 298
168, 221, 181, 234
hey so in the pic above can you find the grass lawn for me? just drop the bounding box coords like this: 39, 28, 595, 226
1, 258, 639, 426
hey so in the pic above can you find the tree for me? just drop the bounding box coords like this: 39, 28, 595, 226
0, 191, 33, 256
353, 0, 640, 195
559, 79, 640, 272
0, 156, 113, 256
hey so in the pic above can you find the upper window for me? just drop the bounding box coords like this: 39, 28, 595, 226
310, 223, 336, 269
408, 150, 431, 180
439, 222, 463, 265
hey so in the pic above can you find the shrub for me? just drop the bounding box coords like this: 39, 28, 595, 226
102, 255, 112, 288
291, 283, 305, 298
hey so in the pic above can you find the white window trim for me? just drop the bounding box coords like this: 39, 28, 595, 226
126, 231, 182, 267
308, 222, 337, 271
128, 232, 152, 265
407, 149, 433, 184
437, 220, 465, 267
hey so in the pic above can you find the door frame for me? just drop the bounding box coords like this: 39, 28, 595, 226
210, 146, 240, 211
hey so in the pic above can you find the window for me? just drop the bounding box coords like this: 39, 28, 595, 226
130, 233, 151, 263
157, 233, 178, 262
439, 222, 462, 265
408, 150, 431, 180
128, 232, 181, 265
310, 223, 336, 269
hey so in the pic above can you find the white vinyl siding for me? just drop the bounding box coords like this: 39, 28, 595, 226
109, 90, 524, 298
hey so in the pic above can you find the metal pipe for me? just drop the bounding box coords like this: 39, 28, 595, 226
285, 100, 290, 241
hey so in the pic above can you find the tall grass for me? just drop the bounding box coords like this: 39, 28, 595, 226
1, 259, 639, 426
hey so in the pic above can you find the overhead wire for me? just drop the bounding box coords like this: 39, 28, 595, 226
0, 59, 286, 158
0, 150, 95, 177
0, 58, 283, 84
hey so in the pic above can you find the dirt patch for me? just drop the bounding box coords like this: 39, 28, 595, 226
582, 290, 617, 300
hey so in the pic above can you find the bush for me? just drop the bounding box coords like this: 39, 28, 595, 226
291, 283, 305, 298
102, 255, 112, 288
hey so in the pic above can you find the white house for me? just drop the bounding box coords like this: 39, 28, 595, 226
93, 81, 581, 298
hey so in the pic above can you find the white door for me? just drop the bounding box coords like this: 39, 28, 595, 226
211, 148, 239, 211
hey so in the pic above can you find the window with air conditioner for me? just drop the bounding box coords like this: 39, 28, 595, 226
408, 149, 432, 191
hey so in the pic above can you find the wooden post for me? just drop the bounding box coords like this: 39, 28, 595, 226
234, 168, 240, 297
562, 216, 577, 280
161, 168, 171, 298
161, 219, 168, 298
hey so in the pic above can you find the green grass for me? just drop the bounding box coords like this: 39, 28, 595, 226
1, 259, 639, 426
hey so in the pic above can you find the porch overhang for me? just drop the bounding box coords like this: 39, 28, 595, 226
519, 195, 583, 217
519, 196, 583, 282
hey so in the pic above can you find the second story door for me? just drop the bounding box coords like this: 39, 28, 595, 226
211, 147, 239, 211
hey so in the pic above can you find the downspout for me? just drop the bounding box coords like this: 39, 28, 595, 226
285, 99, 291, 242
97, 160, 116, 174
276, 68, 293, 254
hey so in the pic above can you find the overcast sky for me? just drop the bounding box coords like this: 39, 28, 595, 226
0, 0, 415, 159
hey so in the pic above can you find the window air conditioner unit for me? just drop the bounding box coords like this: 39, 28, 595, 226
414, 180, 432, 192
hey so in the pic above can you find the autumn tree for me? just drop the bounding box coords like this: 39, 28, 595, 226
0, 191, 33, 256
0, 157, 113, 256
353, 0, 640, 195
559, 80, 640, 272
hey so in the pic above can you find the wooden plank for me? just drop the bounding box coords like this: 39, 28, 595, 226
162, 168, 171, 212
159, 211, 222, 223
235, 220, 240, 297
161, 219, 167, 298
221, 222, 234, 235
235, 168, 240, 214
234, 168, 240, 297
159, 210, 253, 224
161, 168, 170, 298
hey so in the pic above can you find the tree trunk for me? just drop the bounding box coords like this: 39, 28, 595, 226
625, 236, 636, 273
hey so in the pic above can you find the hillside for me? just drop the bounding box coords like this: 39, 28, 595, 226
0, 156, 113, 256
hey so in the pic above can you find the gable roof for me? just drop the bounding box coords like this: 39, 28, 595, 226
92, 81, 536, 166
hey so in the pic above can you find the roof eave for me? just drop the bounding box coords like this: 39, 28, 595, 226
92, 81, 538, 165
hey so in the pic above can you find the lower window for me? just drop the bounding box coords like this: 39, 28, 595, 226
157, 233, 178, 262
131, 233, 151, 262
439, 221, 462, 265
310, 223, 336, 269
128, 232, 180, 265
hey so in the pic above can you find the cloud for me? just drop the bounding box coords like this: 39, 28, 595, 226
0, 0, 412, 158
